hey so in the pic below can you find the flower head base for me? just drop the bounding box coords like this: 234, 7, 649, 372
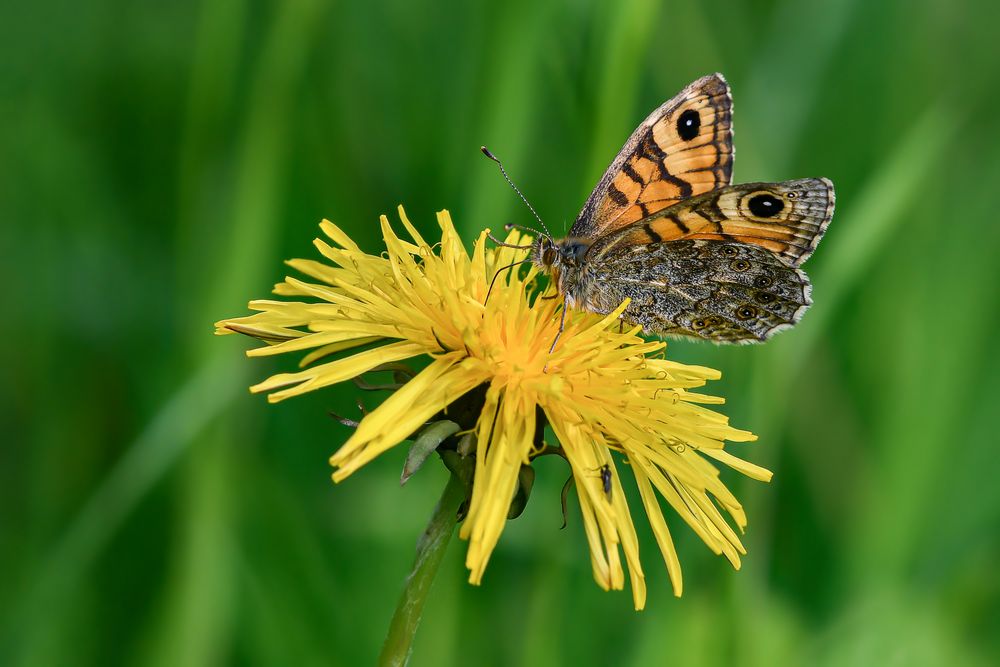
216, 207, 771, 608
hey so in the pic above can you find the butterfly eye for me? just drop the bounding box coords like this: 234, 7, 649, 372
721, 246, 739, 256
542, 248, 557, 265
676, 109, 700, 141
730, 259, 751, 272
747, 193, 785, 218
736, 305, 758, 320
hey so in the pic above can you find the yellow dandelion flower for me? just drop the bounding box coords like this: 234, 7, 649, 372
216, 206, 771, 609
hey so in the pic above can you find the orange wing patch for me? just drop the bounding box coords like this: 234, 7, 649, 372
570, 73, 734, 239
594, 179, 835, 267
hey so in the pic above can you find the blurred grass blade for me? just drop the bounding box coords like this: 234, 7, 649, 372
582, 0, 660, 184
741, 0, 860, 174
782, 99, 954, 374
145, 0, 329, 664
461, 1, 561, 239
3, 357, 240, 662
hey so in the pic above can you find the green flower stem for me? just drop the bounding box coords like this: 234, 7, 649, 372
378, 472, 465, 667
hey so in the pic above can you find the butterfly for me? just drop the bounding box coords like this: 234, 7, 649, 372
485, 73, 834, 347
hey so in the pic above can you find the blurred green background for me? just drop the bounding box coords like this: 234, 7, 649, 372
4, 0, 1000, 664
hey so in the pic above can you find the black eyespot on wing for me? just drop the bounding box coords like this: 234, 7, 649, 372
748, 193, 784, 218
730, 259, 751, 272
721, 245, 739, 256
736, 305, 758, 320
754, 291, 774, 303
677, 109, 700, 141
753, 275, 773, 288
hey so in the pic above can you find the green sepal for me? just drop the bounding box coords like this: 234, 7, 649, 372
400, 420, 460, 485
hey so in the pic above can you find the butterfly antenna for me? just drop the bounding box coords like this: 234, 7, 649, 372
481, 146, 552, 238
487, 230, 533, 250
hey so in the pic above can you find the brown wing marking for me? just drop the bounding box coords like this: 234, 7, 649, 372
569, 73, 734, 239
592, 178, 835, 267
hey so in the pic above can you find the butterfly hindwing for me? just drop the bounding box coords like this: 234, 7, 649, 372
569, 73, 733, 239
590, 178, 835, 268
585, 239, 813, 343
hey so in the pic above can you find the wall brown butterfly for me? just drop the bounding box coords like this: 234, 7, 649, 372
486, 73, 834, 348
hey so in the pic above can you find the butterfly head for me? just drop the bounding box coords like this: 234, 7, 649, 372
532, 235, 558, 269
531, 236, 589, 273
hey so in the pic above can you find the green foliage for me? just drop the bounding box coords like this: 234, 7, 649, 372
3, 0, 999, 664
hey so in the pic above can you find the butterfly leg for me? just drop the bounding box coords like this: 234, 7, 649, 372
485, 259, 531, 305
548, 297, 569, 355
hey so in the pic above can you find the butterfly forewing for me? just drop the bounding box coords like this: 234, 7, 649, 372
589, 178, 835, 268
570, 74, 733, 239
